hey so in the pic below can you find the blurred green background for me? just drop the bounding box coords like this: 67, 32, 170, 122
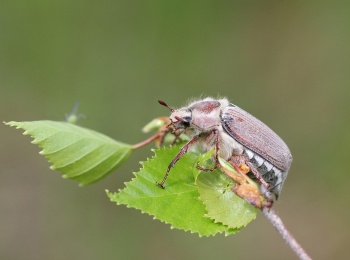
1, 1, 349, 259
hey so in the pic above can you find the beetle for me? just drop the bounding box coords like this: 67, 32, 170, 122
157, 97, 293, 204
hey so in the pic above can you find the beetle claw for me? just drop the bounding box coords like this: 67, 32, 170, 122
156, 182, 165, 189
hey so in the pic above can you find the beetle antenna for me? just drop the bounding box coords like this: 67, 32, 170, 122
158, 100, 174, 112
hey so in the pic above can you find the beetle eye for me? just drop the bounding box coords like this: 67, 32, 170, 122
183, 116, 191, 123
173, 116, 191, 129
182, 116, 191, 128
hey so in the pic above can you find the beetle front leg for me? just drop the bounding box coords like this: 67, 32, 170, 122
157, 135, 200, 188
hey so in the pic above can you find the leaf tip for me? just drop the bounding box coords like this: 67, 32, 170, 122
105, 189, 113, 199
4, 121, 16, 127
50, 165, 56, 170
78, 182, 88, 187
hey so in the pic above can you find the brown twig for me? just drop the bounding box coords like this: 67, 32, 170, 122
131, 132, 161, 150
262, 207, 312, 260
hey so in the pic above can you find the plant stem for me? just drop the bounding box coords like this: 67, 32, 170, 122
131, 133, 160, 150
262, 207, 312, 260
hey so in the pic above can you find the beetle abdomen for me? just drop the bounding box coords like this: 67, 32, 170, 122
245, 149, 285, 197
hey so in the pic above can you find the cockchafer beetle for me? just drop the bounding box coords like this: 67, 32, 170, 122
156, 97, 293, 207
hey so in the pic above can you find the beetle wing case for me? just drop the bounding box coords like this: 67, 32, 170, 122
221, 104, 292, 172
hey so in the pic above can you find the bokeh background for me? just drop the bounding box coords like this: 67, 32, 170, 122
1, 1, 349, 259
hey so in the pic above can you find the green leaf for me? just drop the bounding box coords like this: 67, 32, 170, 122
196, 170, 257, 230
195, 150, 257, 230
107, 145, 236, 236
6, 120, 132, 185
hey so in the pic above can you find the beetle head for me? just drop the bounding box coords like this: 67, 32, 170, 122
158, 100, 192, 131
170, 110, 192, 130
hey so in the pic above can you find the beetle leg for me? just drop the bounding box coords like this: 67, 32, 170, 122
219, 160, 263, 208
244, 161, 274, 206
155, 130, 167, 147
227, 155, 274, 208
154, 121, 173, 147
157, 135, 200, 188
229, 154, 271, 190
268, 181, 283, 201
245, 161, 271, 190
228, 155, 251, 174
170, 131, 182, 145
196, 130, 220, 172
196, 163, 218, 172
